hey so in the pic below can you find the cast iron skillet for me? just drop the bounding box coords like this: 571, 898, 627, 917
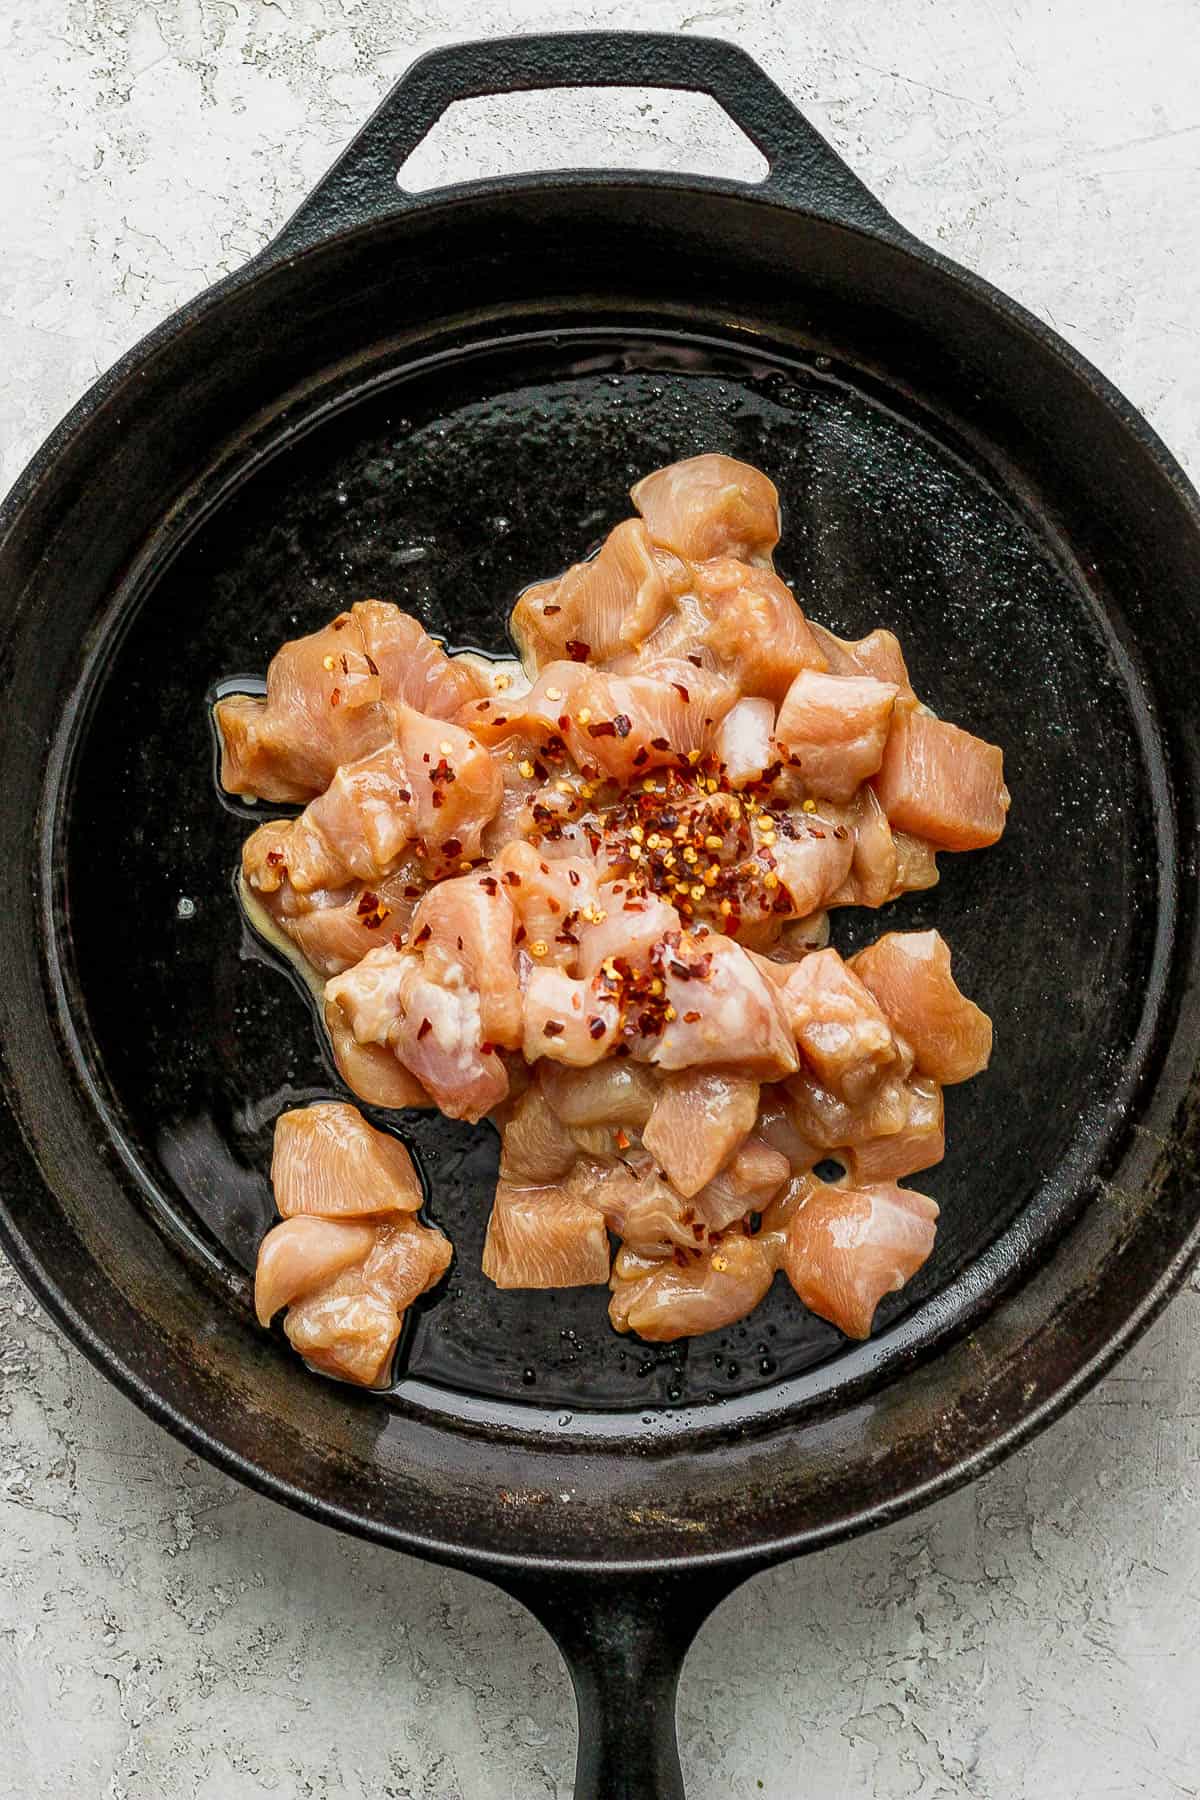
2, 32, 1199, 1796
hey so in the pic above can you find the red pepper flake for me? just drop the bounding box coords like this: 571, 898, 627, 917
403, 884, 421, 898
442, 837, 462, 857
567, 869, 581, 887
532, 759, 549, 782
546, 897, 561, 914
649, 736, 671, 751
265, 849, 284, 868
332, 615, 349, 631
683, 1009, 701, 1023
414, 924, 432, 946
391, 932, 404, 950
543, 603, 562, 616
542, 1021, 565, 1038
557, 714, 571, 732
340, 653, 349, 675
456, 934, 464, 951
631, 746, 650, 768
364, 653, 380, 676
357, 890, 381, 916
538, 861, 550, 875
614, 1042, 631, 1058
397, 787, 412, 802
493, 715, 508, 727
833, 824, 849, 840
417, 1018, 432, 1040
671, 684, 690, 704
587, 720, 617, 739
687, 653, 702, 667
431, 789, 445, 808
587, 1016, 607, 1040
637, 1011, 663, 1037
480, 875, 499, 896
515, 924, 527, 944
565, 639, 590, 662
585, 828, 602, 854
614, 1128, 631, 1150
329, 687, 342, 707
480, 1041, 496, 1057
613, 713, 632, 738
502, 870, 522, 887
809, 827, 826, 840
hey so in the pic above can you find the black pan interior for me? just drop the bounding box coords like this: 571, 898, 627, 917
57, 325, 1162, 1423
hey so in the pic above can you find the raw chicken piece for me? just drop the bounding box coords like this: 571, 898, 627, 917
780, 948, 909, 1103
575, 892, 682, 979
779, 1176, 938, 1338
482, 1177, 611, 1288
497, 1083, 580, 1183
323, 1000, 433, 1109
689, 559, 828, 700
242, 709, 502, 897
271, 1103, 423, 1218
608, 1231, 777, 1340
692, 1138, 790, 1231
493, 841, 603, 971
850, 929, 992, 1083
775, 669, 899, 804
641, 1066, 760, 1197
713, 696, 776, 786
809, 622, 914, 695
215, 616, 390, 803
782, 1068, 913, 1156
847, 1077, 945, 1183
583, 1157, 700, 1255
769, 811, 857, 916
254, 1216, 377, 1324
326, 945, 508, 1122
511, 519, 675, 669
653, 934, 799, 1078
872, 707, 1008, 850
539, 1059, 660, 1130
561, 659, 740, 778
353, 601, 487, 718
244, 859, 427, 978
281, 1215, 451, 1386
521, 964, 620, 1065
215, 604, 486, 803
408, 872, 521, 1048
360, 1214, 454, 1309
826, 788, 898, 910
892, 831, 941, 894
282, 1268, 403, 1385
632, 455, 781, 564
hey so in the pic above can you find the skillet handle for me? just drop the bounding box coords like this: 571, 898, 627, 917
493, 1565, 744, 1799
272, 31, 899, 252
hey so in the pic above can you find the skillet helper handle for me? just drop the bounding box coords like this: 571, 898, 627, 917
273, 30, 899, 252
495, 1567, 740, 1800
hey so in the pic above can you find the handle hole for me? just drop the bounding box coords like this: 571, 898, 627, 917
396, 87, 769, 193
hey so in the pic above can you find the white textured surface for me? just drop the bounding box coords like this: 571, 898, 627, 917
2, 3, 1199, 1795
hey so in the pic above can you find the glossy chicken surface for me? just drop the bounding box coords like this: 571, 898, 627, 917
218, 455, 1009, 1383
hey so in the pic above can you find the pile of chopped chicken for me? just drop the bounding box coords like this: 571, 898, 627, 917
217, 455, 1008, 1386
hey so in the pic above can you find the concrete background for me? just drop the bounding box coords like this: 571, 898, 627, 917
2, 2, 1199, 1794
